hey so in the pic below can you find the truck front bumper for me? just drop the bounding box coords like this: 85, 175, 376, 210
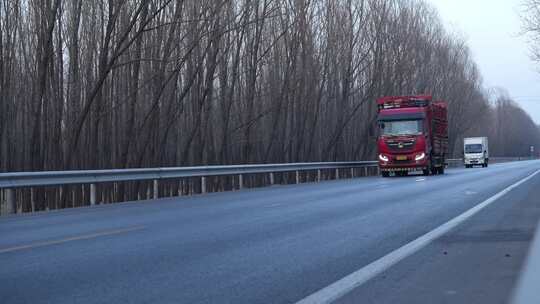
380, 166, 427, 172
464, 158, 486, 165
379, 155, 428, 172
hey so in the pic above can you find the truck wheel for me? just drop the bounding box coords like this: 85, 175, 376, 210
382, 171, 390, 178
423, 168, 430, 176
438, 166, 445, 174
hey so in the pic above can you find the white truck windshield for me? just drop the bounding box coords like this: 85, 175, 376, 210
465, 144, 483, 153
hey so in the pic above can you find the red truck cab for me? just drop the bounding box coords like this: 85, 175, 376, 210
377, 95, 448, 177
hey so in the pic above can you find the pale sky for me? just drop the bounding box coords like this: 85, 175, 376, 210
429, 0, 540, 123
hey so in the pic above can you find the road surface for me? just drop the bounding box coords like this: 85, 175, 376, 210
1, 161, 540, 304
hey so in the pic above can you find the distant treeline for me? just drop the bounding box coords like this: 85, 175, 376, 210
1, 0, 539, 174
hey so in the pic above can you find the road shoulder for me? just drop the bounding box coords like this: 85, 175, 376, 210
336, 174, 540, 304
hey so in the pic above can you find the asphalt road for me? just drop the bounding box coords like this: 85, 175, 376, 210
1, 161, 540, 304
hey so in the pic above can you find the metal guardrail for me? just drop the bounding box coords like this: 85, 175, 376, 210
447, 157, 526, 166
0, 157, 528, 215
0, 161, 379, 214
0, 162, 379, 189
2, 157, 525, 189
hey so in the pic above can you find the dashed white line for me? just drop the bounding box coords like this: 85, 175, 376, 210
0, 226, 146, 254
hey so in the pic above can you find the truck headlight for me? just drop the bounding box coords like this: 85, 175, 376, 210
415, 153, 426, 161
379, 154, 389, 162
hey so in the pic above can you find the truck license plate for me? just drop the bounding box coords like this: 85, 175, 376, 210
396, 155, 407, 161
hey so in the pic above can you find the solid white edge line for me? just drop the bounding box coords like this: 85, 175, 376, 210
512, 215, 540, 304
295, 169, 540, 304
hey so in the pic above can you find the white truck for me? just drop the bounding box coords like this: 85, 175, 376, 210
464, 137, 489, 168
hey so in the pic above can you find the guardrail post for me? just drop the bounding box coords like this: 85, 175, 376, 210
364, 167, 368, 177
239, 174, 244, 190
90, 184, 97, 206
201, 176, 207, 193
153, 180, 159, 199
296, 171, 300, 184
317, 170, 322, 182
178, 181, 183, 196
269, 172, 275, 185
335, 169, 340, 180
30, 188, 36, 212
5, 188, 15, 214
350, 168, 354, 178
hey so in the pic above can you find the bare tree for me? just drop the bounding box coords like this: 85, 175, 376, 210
2, 0, 538, 213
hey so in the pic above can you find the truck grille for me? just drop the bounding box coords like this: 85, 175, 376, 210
393, 159, 414, 165
386, 140, 416, 153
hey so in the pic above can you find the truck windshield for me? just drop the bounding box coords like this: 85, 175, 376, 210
465, 144, 483, 153
381, 120, 423, 136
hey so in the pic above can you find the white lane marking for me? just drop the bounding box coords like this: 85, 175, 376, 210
465, 191, 477, 195
415, 178, 426, 182
295, 169, 540, 304
512, 212, 540, 304
0, 226, 146, 254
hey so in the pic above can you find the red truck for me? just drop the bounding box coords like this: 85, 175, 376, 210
377, 95, 448, 177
